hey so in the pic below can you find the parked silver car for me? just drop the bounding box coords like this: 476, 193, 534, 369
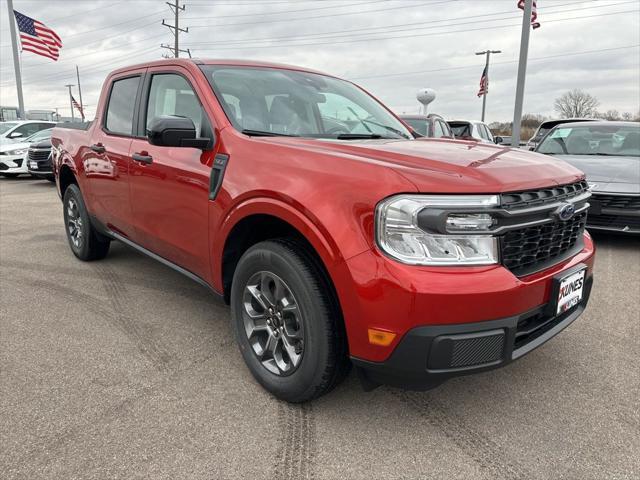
535, 121, 640, 234
447, 119, 500, 144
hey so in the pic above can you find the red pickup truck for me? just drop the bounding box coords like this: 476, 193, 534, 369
52, 59, 595, 402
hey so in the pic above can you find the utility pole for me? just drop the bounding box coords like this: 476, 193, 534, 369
65, 84, 75, 121
161, 0, 191, 58
475, 50, 501, 122
512, 0, 533, 148
76, 65, 85, 121
6, 0, 25, 119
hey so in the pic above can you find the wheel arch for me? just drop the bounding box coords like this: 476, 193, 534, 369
214, 198, 348, 307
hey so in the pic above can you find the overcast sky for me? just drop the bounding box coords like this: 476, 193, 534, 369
0, 0, 638, 122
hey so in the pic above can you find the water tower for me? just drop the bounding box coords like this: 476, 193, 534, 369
416, 88, 436, 115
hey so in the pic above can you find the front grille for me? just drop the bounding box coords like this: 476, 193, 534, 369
588, 214, 640, 230
28, 149, 50, 161
501, 211, 587, 276
592, 193, 640, 210
501, 180, 589, 210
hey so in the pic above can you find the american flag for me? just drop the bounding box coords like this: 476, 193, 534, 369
477, 65, 488, 97
13, 10, 63, 61
518, 0, 541, 29
71, 95, 85, 120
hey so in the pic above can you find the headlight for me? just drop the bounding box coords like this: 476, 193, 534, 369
375, 195, 500, 266
6, 148, 27, 156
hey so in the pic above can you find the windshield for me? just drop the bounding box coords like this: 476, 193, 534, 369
448, 122, 472, 137
201, 66, 411, 140
537, 124, 640, 157
402, 118, 428, 136
0, 122, 19, 134
25, 128, 53, 142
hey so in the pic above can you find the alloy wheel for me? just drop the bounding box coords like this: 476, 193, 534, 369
66, 198, 83, 249
242, 271, 304, 376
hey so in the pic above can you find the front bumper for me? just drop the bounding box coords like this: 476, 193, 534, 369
587, 193, 640, 234
0, 154, 27, 173
353, 274, 592, 390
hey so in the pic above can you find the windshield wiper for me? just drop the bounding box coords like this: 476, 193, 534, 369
241, 129, 298, 137
336, 133, 384, 140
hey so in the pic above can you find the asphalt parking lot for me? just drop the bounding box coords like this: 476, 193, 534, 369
1, 177, 639, 480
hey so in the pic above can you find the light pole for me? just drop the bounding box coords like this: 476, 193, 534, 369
475, 50, 501, 122
65, 84, 75, 121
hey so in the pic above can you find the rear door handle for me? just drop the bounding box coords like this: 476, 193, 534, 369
132, 152, 153, 164
90, 143, 105, 153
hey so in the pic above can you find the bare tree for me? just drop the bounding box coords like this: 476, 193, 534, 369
597, 109, 621, 121
554, 89, 600, 118
621, 112, 633, 121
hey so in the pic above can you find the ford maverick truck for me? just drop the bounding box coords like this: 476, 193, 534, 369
52, 59, 595, 402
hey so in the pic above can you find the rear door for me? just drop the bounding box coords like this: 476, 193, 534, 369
84, 72, 144, 238
128, 67, 215, 280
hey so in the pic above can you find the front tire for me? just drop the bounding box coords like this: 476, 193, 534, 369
230, 238, 349, 402
63, 184, 110, 261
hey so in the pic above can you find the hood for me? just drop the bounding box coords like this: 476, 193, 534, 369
0, 140, 30, 152
262, 137, 584, 193
552, 154, 640, 194
30, 139, 52, 149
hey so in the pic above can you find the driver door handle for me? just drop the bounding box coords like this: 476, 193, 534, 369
132, 152, 153, 164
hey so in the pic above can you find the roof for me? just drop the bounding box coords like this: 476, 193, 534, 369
448, 119, 485, 125
399, 114, 445, 120
110, 58, 332, 78
539, 118, 596, 128
552, 120, 640, 128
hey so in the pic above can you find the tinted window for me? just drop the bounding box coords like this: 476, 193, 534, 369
449, 122, 472, 137
403, 118, 428, 136
538, 124, 640, 157
202, 66, 411, 139
146, 74, 208, 137
105, 76, 140, 135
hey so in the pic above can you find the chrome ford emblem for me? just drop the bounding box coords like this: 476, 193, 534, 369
556, 203, 576, 221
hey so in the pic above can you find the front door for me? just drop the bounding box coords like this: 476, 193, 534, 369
128, 69, 214, 281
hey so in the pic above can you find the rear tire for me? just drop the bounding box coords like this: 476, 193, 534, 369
230, 238, 349, 402
63, 184, 110, 261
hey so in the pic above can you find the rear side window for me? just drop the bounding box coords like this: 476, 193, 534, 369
105, 76, 140, 135
433, 120, 445, 138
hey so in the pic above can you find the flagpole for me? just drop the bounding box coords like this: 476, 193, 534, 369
65, 84, 75, 121
6, 0, 25, 119
76, 65, 85, 121
511, 0, 533, 148
476, 50, 502, 122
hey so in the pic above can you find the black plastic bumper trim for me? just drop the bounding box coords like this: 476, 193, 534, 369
352, 274, 593, 391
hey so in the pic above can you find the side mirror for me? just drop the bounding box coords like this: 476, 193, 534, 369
147, 115, 210, 149
8, 131, 23, 139
494, 136, 503, 144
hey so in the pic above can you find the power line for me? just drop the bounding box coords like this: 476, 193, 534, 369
189, 8, 640, 50
351, 45, 640, 81
182, 0, 632, 46
188, 0, 448, 28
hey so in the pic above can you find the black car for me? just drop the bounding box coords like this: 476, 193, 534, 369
27, 139, 54, 181
535, 121, 640, 234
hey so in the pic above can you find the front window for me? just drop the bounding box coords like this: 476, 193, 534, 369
0, 122, 19, 134
537, 124, 640, 157
200, 66, 411, 140
402, 118, 428, 136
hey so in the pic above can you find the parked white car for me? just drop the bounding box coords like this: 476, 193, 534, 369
0, 128, 53, 177
447, 119, 498, 144
0, 120, 56, 145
